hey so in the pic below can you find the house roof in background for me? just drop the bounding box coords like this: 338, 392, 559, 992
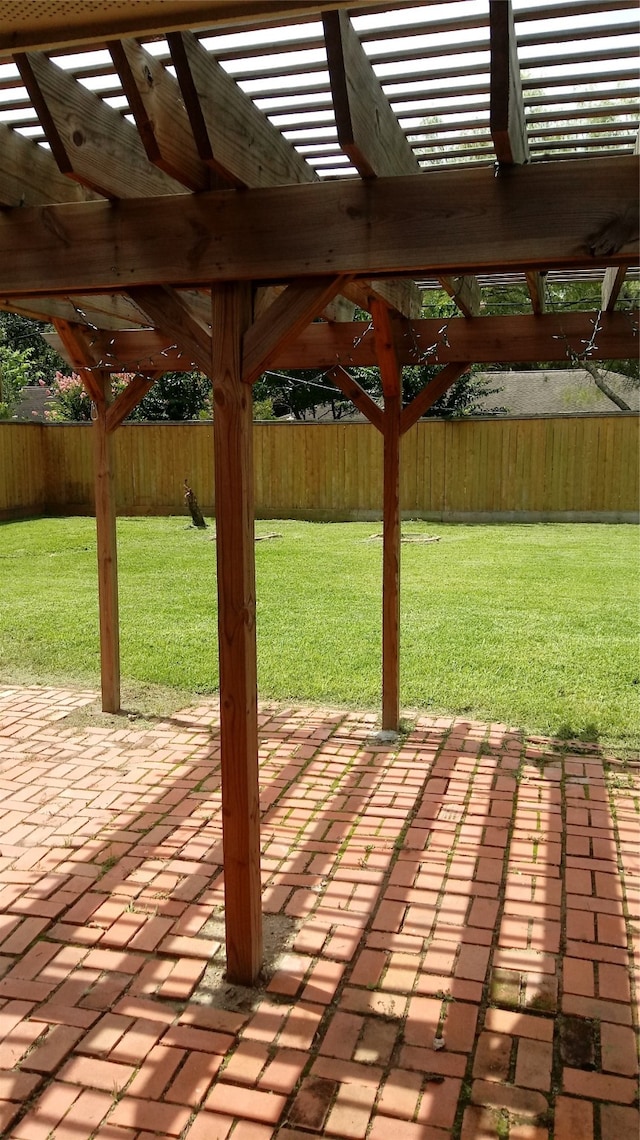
475, 368, 640, 415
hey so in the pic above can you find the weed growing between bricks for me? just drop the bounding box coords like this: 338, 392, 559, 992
0, 684, 636, 1140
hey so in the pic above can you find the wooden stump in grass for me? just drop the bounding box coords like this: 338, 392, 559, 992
184, 479, 207, 528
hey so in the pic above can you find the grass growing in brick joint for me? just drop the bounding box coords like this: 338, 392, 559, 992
0, 686, 637, 1139
0, 517, 638, 755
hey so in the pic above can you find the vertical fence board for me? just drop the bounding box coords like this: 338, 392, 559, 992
0, 416, 637, 522
0, 425, 45, 515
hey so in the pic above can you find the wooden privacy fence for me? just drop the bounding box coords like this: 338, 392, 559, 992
1, 414, 638, 522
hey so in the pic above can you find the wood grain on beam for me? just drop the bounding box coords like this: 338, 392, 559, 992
242, 277, 344, 384
400, 363, 470, 435
323, 296, 357, 322
490, 0, 529, 165
344, 279, 423, 319
439, 275, 482, 318
525, 270, 546, 314
322, 9, 419, 179
1, 158, 636, 294
5, 290, 211, 333
0, 122, 100, 208
321, 11, 427, 317
601, 265, 628, 311
15, 51, 185, 198
211, 281, 262, 986
169, 30, 316, 189
372, 299, 402, 398
46, 311, 639, 374
127, 286, 212, 375
52, 319, 105, 405
253, 285, 355, 324
109, 39, 211, 192
328, 366, 384, 432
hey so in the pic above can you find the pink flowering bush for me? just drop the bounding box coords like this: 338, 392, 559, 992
45, 372, 132, 421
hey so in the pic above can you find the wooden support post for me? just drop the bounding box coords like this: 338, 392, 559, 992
93, 372, 120, 713
211, 282, 263, 985
372, 300, 402, 733
382, 393, 401, 732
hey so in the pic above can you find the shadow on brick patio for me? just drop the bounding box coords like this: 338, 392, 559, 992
0, 684, 636, 1140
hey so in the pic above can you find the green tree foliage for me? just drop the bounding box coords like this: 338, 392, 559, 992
254, 369, 353, 420
47, 370, 211, 422
0, 311, 65, 383
128, 372, 210, 421
0, 344, 35, 419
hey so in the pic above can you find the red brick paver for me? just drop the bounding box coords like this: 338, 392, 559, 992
0, 683, 636, 1140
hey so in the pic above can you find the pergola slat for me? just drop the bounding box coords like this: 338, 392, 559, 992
109, 38, 212, 192
490, 0, 530, 166
15, 51, 185, 198
0, 121, 100, 207
169, 30, 318, 190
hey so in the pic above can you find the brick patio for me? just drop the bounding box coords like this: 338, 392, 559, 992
0, 684, 636, 1140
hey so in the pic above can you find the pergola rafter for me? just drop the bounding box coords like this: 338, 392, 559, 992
0, 0, 638, 985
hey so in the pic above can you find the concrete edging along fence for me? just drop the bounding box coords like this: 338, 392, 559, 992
1, 413, 638, 523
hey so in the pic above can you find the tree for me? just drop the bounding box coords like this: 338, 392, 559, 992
46, 370, 211, 422
0, 311, 65, 383
254, 368, 352, 420
0, 344, 35, 419
127, 372, 210, 421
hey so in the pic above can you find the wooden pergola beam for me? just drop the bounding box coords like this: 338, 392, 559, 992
321, 11, 434, 319
400, 363, 471, 436
323, 8, 420, 180
0, 121, 100, 209
109, 39, 212, 192
2, 157, 636, 294
105, 375, 158, 433
343, 279, 423, 320
169, 30, 317, 190
126, 286, 212, 375
242, 277, 344, 384
601, 266, 629, 311
211, 282, 262, 986
49, 311, 639, 374
525, 271, 547, 315
328, 366, 384, 432
52, 319, 106, 405
439, 275, 482, 318
15, 51, 184, 199
489, 0, 530, 165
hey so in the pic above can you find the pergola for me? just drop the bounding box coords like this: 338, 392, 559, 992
0, 0, 637, 984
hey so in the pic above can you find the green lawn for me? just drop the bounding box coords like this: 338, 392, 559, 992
1, 516, 638, 754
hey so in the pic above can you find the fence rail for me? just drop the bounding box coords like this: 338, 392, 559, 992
1, 415, 638, 522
